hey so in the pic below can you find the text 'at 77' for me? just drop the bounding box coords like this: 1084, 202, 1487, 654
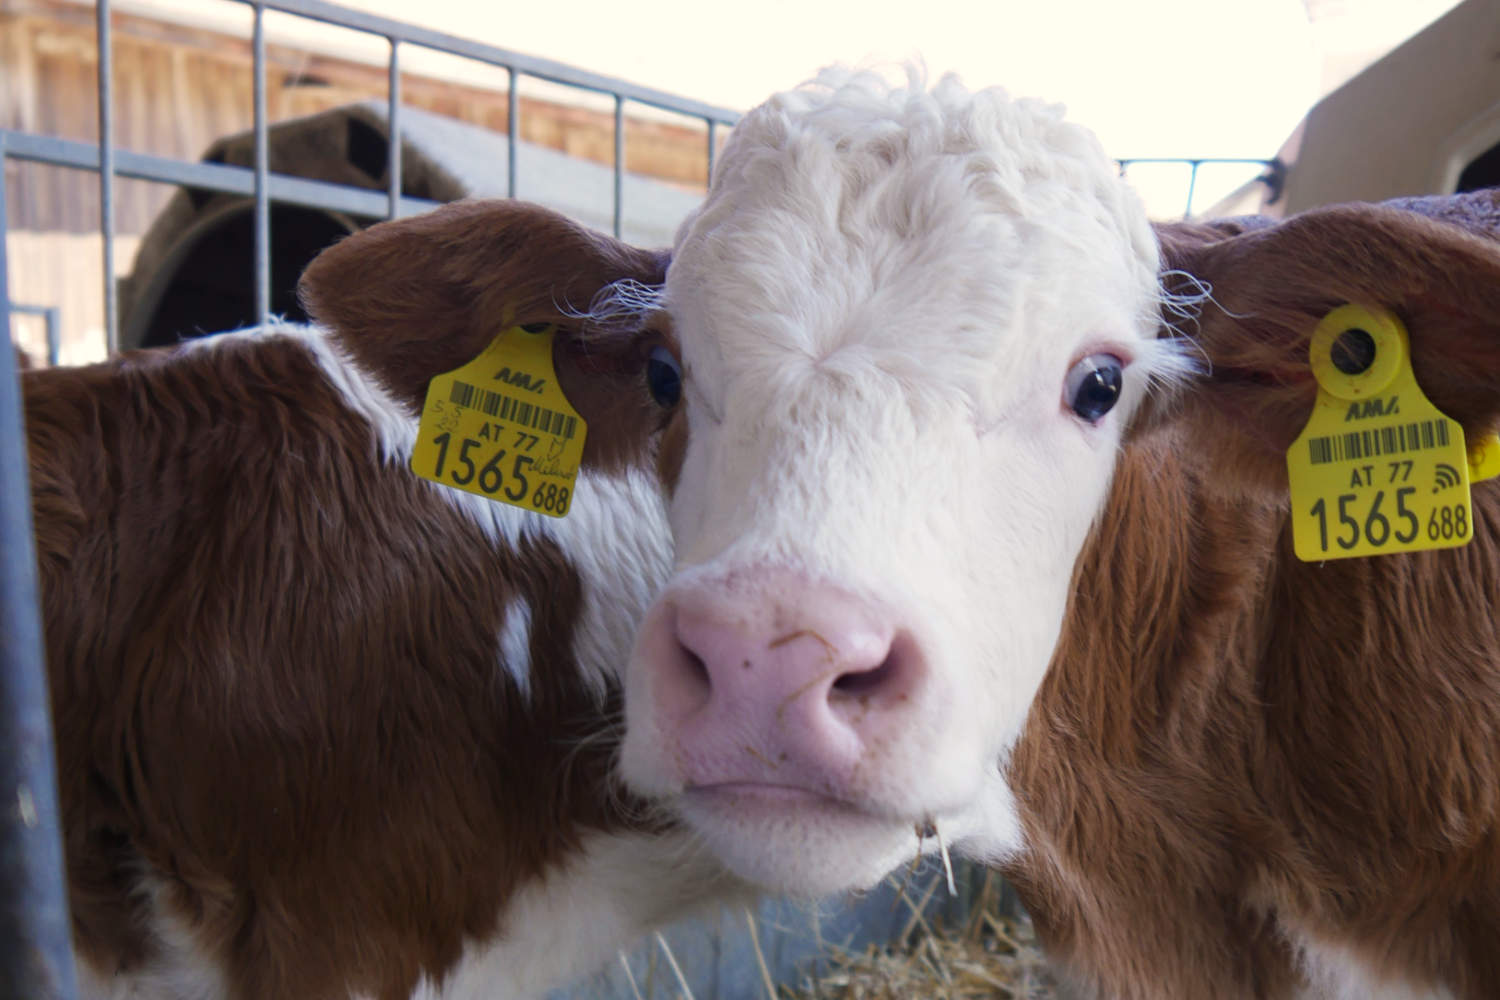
1286, 304, 1500, 561
411, 324, 586, 518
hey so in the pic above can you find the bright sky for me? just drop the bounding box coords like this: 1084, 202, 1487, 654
118, 0, 1467, 213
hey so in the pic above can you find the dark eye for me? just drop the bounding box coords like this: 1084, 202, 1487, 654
646, 345, 683, 408
1064, 354, 1124, 422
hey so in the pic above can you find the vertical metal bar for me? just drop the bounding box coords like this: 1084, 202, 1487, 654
0, 133, 80, 1000
1183, 160, 1201, 220
96, 0, 116, 356
506, 67, 518, 199
44, 309, 60, 368
1, 137, 9, 351
706, 118, 717, 189
612, 94, 624, 239
386, 39, 401, 220
252, 3, 270, 327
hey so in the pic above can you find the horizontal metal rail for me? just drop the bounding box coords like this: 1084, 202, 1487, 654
0, 130, 441, 219
1117, 156, 1282, 219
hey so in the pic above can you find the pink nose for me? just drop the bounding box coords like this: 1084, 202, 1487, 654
639, 573, 926, 793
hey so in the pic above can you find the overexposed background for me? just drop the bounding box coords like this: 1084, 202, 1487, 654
105, 0, 1461, 159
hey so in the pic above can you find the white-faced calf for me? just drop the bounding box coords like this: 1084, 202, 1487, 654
608, 70, 1500, 998
28, 202, 740, 1000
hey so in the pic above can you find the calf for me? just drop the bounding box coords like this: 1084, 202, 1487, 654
606, 69, 1500, 997
28, 201, 739, 1000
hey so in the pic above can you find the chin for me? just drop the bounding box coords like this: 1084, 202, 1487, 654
676, 785, 921, 897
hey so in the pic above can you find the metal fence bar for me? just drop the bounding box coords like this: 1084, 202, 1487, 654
707, 119, 718, 187
0, 131, 79, 1000
0, 131, 440, 219
1116, 156, 1278, 219
1183, 161, 1201, 220
387, 39, 401, 219
613, 95, 624, 239
95, 0, 116, 355
507, 68, 518, 199
251, 3, 270, 327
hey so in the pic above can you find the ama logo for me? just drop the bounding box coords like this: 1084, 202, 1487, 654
494, 367, 546, 393
1345, 396, 1399, 421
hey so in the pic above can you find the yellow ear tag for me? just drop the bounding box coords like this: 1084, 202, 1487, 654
410, 324, 586, 518
1287, 304, 1497, 560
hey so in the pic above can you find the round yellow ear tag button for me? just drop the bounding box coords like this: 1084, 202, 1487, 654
1307, 304, 1404, 401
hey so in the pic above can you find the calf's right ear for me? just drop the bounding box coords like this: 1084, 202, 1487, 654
1148, 189, 1500, 495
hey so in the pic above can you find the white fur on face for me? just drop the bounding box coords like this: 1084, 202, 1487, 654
619, 67, 1187, 894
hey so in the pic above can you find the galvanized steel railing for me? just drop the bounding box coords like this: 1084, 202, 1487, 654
4, 0, 742, 358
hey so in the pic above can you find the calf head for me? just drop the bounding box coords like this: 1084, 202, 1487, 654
616, 69, 1188, 893
617, 74, 1500, 898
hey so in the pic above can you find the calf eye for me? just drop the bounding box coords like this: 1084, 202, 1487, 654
646, 346, 683, 408
1065, 354, 1124, 422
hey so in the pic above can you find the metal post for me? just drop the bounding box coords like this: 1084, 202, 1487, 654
43, 309, 59, 368
1183, 160, 1201, 220
612, 94, 623, 239
96, 0, 116, 356
706, 118, 717, 189
506, 67, 518, 199
386, 39, 401, 219
0, 133, 80, 1000
252, 3, 270, 327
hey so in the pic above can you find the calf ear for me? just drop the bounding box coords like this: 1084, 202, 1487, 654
299, 199, 672, 473
1149, 189, 1500, 494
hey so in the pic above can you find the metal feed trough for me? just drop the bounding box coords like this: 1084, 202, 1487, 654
0, 3, 1276, 995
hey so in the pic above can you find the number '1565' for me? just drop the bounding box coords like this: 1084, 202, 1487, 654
1307, 487, 1468, 552
431, 432, 533, 502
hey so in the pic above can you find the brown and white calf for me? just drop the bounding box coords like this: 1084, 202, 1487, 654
27, 201, 740, 1000
580, 69, 1500, 998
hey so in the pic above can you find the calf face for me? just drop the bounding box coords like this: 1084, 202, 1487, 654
616, 69, 1190, 893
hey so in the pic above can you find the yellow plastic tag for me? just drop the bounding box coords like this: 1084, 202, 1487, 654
410, 324, 585, 518
1288, 304, 1498, 561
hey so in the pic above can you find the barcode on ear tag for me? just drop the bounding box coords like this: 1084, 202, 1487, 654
1287, 304, 1477, 561
410, 325, 586, 518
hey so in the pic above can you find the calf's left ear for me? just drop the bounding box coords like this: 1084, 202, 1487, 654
298, 199, 673, 473
1149, 188, 1500, 493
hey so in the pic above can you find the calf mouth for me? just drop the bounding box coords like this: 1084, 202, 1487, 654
670, 780, 940, 896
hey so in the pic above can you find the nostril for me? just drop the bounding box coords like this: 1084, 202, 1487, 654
832, 651, 896, 695
680, 642, 711, 693
829, 632, 916, 704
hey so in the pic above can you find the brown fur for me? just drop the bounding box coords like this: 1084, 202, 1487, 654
1007, 189, 1500, 998
31, 200, 675, 1000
